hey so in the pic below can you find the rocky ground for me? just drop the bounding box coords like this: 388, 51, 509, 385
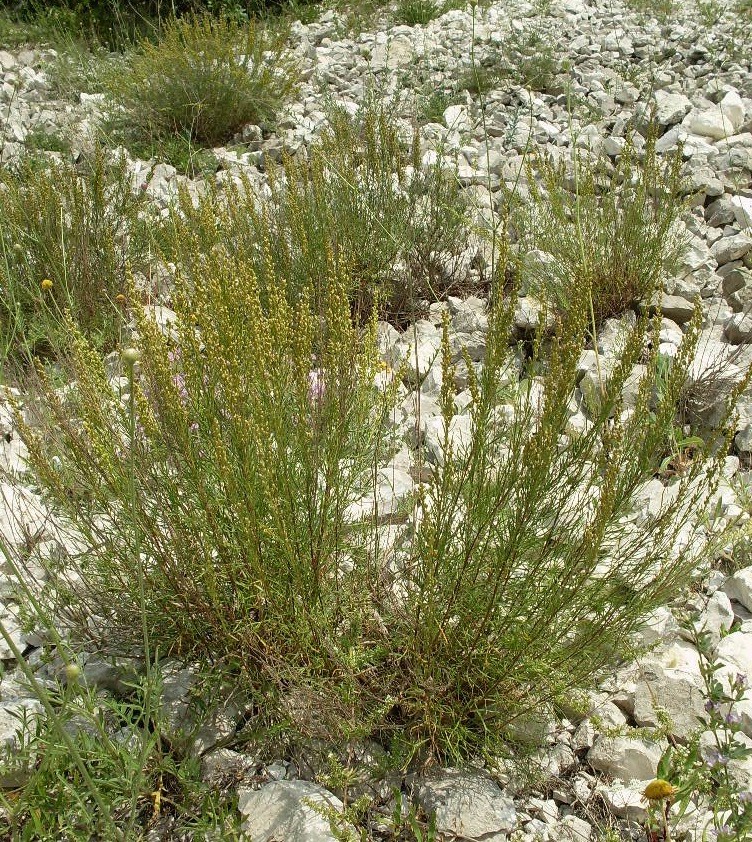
1, 0, 752, 839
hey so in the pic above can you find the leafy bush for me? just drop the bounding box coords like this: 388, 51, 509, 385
163, 103, 473, 323
0, 150, 154, 365
104, 13, 299, 148
18, 253, 402, 739
16, 234, 734, 762
517, 133, 687, 327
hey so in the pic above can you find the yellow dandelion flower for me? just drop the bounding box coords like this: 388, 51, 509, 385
41, 279, 53, 291
643, 779, 677, 801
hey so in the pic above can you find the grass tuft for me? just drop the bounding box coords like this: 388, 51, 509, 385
516, 132, 688, 327
103, 13, 299, 149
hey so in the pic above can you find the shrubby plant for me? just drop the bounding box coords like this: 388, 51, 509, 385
0, 0, 291, 46
517, 133, 687, 327
383, 294, 734, 760
0, 149, 154, 365
15, 230, 738, 763
17, 250, 403, 743
163, 103, 473, 323
104, 13, 299, 148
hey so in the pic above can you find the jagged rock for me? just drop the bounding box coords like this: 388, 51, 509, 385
725, 312, 752, 344
632, 661, 706, 740
657, 293, 696, 323
652, 91, 693, 127
596, 782, 647, 821
713, 234, 752, 266
715, 631, 752, 687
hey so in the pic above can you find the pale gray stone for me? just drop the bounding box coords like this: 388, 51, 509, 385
238, 780, 348, 842
413, 768, 517, 840
632, 662, 706, 740
687, 108, 736, 141
514, 297, 555, 333
652, 91, 692, 127
715, 631, 752, 685
713, 234, 752, 266
587, 735, 664, 782
659, 293, 696, 324
557, 815, 592, 841
723, 566, 752, 612
422, 414, 473, 466
725, 312, 752, 343
720, 90, 746, 134
596, 782, 647, 821
697, 590, 735, 645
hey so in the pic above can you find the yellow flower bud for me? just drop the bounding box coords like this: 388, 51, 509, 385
41, 279, 53, 291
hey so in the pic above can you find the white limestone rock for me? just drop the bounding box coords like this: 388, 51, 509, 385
413, 768, 517, 840
713, 234, 752, 266
723, 567, 752, 613
652, 91, 693, 127
720, 90, 747, 134
238, 780, 349, 842
587, 735, 664, 782
422, 414, 473, 466
632, 661, 706, 739
714, 631, 752, 687
695, 589, 735, 645
596, 782, 647, 821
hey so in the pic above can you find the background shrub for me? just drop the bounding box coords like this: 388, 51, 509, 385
104, 13, 299, 147
0, 0, 298, 46
18, 251, 401, 740
163, 103, 474, 323
0, 150, 154, 365
517, 133, 687, 327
